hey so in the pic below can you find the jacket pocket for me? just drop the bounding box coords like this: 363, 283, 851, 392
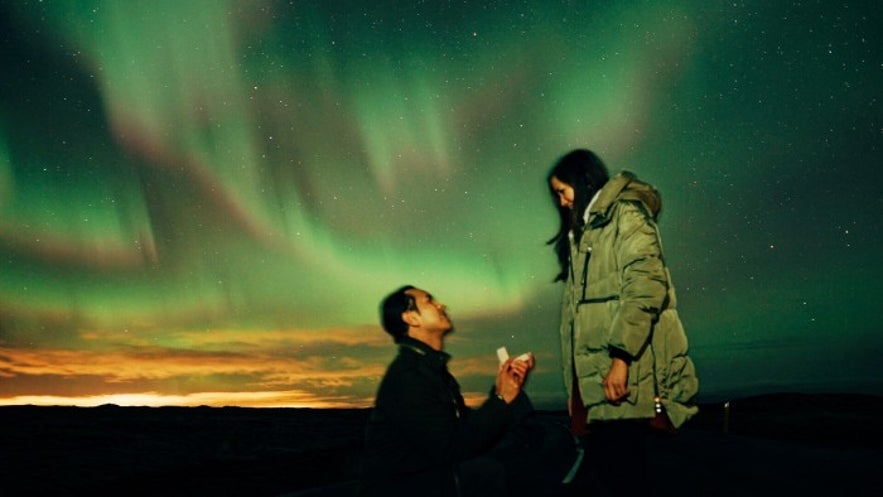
575, 300, 611, 350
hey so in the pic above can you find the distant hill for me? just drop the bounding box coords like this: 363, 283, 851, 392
688, 391, 883, 449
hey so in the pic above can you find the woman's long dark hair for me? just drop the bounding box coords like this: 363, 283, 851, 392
546, 149, 609, 282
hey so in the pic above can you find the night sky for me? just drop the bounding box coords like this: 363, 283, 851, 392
1, 1, 880, 408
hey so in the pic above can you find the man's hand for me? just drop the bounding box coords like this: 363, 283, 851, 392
495, 354, 534, 404
602, 357, 630, 404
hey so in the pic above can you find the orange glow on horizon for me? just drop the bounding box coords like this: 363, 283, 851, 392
0, 389, 497, 409
0, 326, 518, 409
0, 390, 374, 409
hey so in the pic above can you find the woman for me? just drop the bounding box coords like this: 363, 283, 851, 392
547, 149, 699, 495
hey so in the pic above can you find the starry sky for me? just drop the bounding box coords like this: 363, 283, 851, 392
0, 0, 880, 409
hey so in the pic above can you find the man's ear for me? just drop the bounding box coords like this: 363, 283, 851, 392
401, 310, 420, 328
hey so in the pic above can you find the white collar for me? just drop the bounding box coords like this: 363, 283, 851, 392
569, 190, 602, 240
583, 189, 602, 224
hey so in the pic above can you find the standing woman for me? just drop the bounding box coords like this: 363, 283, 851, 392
547, 149, 699, 496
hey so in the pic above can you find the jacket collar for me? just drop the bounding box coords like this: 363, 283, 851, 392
587, 170, 661, 227
396, 336, 451, 367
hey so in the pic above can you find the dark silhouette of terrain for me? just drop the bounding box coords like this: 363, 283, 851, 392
1, 393, 880, 496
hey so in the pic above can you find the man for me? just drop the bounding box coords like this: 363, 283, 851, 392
358, 285, 579, 497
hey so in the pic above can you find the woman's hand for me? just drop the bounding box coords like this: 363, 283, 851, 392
602, 357, 630, 404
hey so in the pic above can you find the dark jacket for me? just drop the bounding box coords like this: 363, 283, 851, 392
358, 336, 530, 497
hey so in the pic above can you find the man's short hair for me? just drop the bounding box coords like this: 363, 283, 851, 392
380, 285, 415, 341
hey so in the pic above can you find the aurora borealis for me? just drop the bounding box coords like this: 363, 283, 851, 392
1, 1, 880, 408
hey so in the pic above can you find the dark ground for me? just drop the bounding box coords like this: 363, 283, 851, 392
1, 393, 881, 497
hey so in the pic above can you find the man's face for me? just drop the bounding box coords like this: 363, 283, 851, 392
404, 288, 452, 333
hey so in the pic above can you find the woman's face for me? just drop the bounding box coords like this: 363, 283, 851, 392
549, 176, 575, 210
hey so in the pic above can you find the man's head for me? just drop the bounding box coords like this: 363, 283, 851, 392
380, 285, 452, 342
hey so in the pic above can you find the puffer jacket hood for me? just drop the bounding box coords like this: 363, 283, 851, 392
588, 170, 661, 224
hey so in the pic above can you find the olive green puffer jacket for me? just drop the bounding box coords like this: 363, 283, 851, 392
559, 171, 699, 428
